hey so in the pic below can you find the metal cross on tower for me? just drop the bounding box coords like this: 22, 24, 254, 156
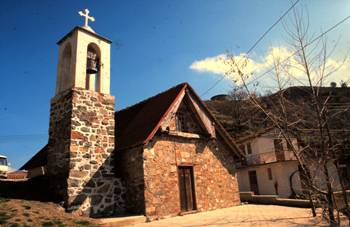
78, 9, 95, 27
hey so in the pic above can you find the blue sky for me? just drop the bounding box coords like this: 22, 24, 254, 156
1, 0, 349, 169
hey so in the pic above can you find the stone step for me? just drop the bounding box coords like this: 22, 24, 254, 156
98, 215, 146, 227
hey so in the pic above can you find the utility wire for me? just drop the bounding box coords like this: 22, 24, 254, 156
246, 0, 300, 56
245, 14, 350, 87
200, 0, 300, 97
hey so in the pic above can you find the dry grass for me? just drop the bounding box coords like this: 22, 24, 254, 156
0, 197, 100, 227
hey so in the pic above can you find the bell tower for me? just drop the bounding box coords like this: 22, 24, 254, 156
47, 9, 124, 216
55, 9, 111, 95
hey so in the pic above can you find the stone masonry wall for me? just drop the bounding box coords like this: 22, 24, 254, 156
143, 135, 240, 220
116, 146, 145, 214
47, 89, 74, 201
47, 87, 125, 217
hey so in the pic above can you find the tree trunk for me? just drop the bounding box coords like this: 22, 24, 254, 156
324, 164, 336, 225
334, 161, 350, 225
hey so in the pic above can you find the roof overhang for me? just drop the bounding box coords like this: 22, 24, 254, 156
57, 26, 112, 45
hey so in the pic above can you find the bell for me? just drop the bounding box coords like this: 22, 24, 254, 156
86, 51, 99, 74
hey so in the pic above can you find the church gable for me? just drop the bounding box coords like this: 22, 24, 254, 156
175, 100, 205, 133
163, 97, 207, 135
160, 90, 218, 138
114, 82, 243, 159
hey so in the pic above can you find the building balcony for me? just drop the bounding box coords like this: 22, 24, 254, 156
240, 150, 297, 166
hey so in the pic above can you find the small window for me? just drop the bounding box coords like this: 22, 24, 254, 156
0, 158, 7, 166
267, 168, 273, 180
175, 112, 187, 132
274, 139, 283, 152
247, 142, 252, 155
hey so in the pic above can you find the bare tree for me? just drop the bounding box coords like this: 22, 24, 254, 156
228, 87, 265, 138
226, 8, 350, 226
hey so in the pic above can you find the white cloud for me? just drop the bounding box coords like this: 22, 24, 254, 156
190, 53, 266, 84
189, 54, 229, 75
190, 46, 350, 87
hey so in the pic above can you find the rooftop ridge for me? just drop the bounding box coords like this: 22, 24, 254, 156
116, 82, 188, 114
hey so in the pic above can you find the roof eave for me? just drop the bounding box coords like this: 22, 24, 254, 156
185, 85, 245, 159
57, 26, 112, 45
142, 83, 188, 145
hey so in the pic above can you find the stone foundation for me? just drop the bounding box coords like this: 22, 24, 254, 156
47, 88, 125, 217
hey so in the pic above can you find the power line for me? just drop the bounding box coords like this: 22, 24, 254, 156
200, 0, 300, 97
246, 0, 300, 56
244, 14, 350, 88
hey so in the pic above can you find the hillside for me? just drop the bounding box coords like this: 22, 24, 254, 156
205, 86, 350, 139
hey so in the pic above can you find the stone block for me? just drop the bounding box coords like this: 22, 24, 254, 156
70, 170, 89, 178
95, 146, 104, 153
97, 184, 110, 193
71, 131, 85, 140
91, 195, 103, 205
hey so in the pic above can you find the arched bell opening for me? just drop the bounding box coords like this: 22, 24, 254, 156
85, 43, 101, 92
58, 43, 72, 93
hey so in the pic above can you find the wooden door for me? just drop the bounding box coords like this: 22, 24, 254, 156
178, 166, 196, 212
248, 170, 260, 195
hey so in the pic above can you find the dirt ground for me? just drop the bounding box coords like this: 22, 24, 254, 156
1, 198, 348, 227
0, 197, 100, 227
131, 204, 348, 227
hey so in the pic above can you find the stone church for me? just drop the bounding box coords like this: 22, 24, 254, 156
21, 11, 244, 220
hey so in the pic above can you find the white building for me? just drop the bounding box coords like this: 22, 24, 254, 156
236, 128, 303, 198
